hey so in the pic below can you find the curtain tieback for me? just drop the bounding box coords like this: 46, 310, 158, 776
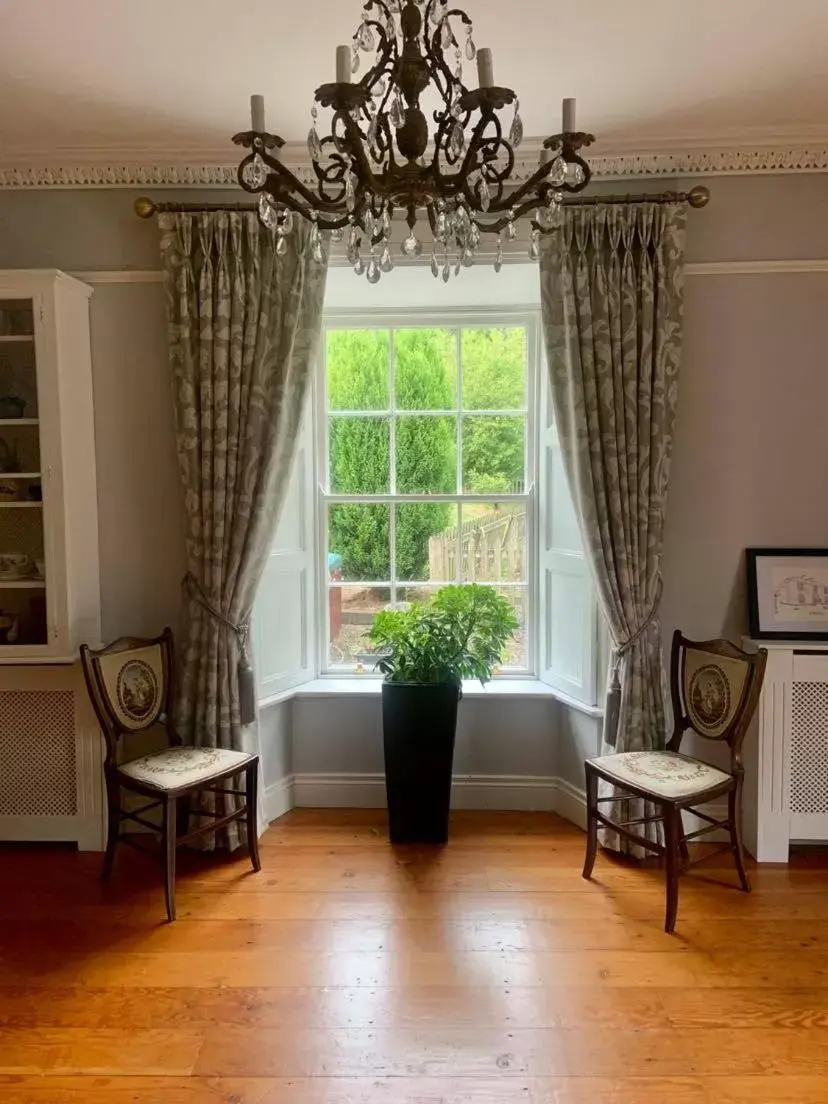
183, 572, 257, 726
609, 579, 664, 692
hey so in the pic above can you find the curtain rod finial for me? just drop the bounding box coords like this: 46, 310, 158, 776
687, 185, 710, 209
134, 196, 157, 219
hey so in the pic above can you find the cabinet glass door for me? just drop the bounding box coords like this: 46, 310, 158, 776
0, 297, 46, 647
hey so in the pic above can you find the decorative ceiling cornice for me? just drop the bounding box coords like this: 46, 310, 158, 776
1, 139, 827, 189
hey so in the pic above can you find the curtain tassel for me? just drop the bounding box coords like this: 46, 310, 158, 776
183, 572, 257, 726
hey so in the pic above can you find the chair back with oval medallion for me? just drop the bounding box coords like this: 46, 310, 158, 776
81, 629, 176, 768
668, 631, 767, 769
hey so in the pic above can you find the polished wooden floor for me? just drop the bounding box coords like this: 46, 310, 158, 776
1, 810, 828, 1103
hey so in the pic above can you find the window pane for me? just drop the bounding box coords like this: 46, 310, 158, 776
396, 504, 458, 583
327, 329, 389, 411
394, 328, 457, 410
396, 415, 456, 493
330, 417, 389, 493
495, 586, 528, 669
461, 327, 526, 410
460, 502, 526, 584
462, 415, 525, 493
329, 585, 390, 667
328, 503, 390, 581
398, 585, 439, 608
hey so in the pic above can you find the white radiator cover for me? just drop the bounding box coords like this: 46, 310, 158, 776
0, 665, 104, 850
744, 640, 828, 862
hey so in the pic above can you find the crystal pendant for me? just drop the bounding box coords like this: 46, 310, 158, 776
257, 193, 279, 230
307, 125, 322, 162
442, 262, 450, 283
429, 0, 445, 25
450, 86, 463, 119
506, 211, 517, 240
346, 223, 361, 264
461, 248, 474, 268
435, 208, 448, 240
353, 256, 365, 276
384, 13, 395, 38
465, 34, 476, 60
401, 233, 422, 257
382, 205, 392, 237
440, 18, 453, 50
509, 101, 524, 148
242, 152, 268, 189
367, 116, 379, 151
449, 121, 465, 157
281, 209, 294, 234
345, 173, 357, 213
276, 234, 288, 257
351, 45, 360, 73
357, 21, 375, 50
528, 227, 540, 261
494, 234, 503, 273
478, 177, 491, 212
455, 257, 462, 277
564, 161, 586, 185
548, 156, 566, 185
331, 227, 344, 243
469, 221, 481, 251
363, 207, 376, 241
366, 255, 381, 284
380, 244, 394, 273
430, 252, 439, 278
310, 223, 324, 264
390, 93, 406, 129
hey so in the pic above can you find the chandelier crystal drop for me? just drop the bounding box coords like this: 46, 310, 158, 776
234, 1, 594, 282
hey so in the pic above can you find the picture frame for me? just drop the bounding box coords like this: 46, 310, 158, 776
746, 547, 828, 640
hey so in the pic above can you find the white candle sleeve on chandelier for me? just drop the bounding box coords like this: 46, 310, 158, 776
562, 97, 576, 133
250, 94, 266, 132
336, 45, 351, 83
476, 48, 494, 88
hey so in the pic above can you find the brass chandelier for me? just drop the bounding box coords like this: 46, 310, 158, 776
233, 0, 594, 281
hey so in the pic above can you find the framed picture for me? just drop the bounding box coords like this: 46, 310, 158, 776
746, 548, 828, 640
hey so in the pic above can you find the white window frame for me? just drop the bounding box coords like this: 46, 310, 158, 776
315, 308, 540, 678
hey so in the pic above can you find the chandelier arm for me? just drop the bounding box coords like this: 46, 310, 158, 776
359, 19, 398, 90
424, 23, 466, 107
456, 108, 499, 185
247, 154, 351, 223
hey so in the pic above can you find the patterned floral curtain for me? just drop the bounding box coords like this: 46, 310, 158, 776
158, 211, 328, 847
539, 203, 687, 853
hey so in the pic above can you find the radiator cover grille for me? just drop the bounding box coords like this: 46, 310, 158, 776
790, 681, 828, 816
0, 690, 76, 816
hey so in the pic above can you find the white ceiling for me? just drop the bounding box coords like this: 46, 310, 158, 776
3, 0, 828, 165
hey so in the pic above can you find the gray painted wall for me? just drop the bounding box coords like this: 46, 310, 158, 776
1, 174, 826, 801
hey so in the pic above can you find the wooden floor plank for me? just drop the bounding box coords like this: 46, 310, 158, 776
2, 809, 828, 1101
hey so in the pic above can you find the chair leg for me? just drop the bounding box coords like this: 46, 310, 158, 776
246, 761, 262, 874
582, 766, 599, 880
102, 786, 120, 882
678, 810, 690, 867
176, 797, 190, 841
729, 782, 751, 893
163, 795, 177, 922
663, 805, 681, 934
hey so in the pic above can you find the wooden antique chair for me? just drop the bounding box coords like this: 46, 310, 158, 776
583, 632, 767, 933
81, 628, 261, 921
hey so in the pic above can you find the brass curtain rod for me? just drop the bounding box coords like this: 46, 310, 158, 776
133, 185, 710, 220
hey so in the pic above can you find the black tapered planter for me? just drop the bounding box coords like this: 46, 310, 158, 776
382, 681, 460, 845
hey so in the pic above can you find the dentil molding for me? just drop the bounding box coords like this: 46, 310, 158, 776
1, 138, 828, 189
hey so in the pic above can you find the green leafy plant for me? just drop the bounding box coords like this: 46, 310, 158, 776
368, 584, 518, 687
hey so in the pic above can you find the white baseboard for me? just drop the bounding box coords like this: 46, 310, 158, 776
265, 772, 729, 842
267, 772, 583, 823
264, 775, 295, 822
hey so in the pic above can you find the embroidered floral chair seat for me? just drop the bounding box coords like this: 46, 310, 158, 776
119, 745, 252, 791
589, 751, 732, 801
583, 633, 767, 934
81, 629, 261, 922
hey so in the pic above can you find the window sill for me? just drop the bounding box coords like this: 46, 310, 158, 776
259, 678, 603, 718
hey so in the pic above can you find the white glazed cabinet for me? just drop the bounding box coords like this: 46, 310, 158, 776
0, 270, 100, 661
